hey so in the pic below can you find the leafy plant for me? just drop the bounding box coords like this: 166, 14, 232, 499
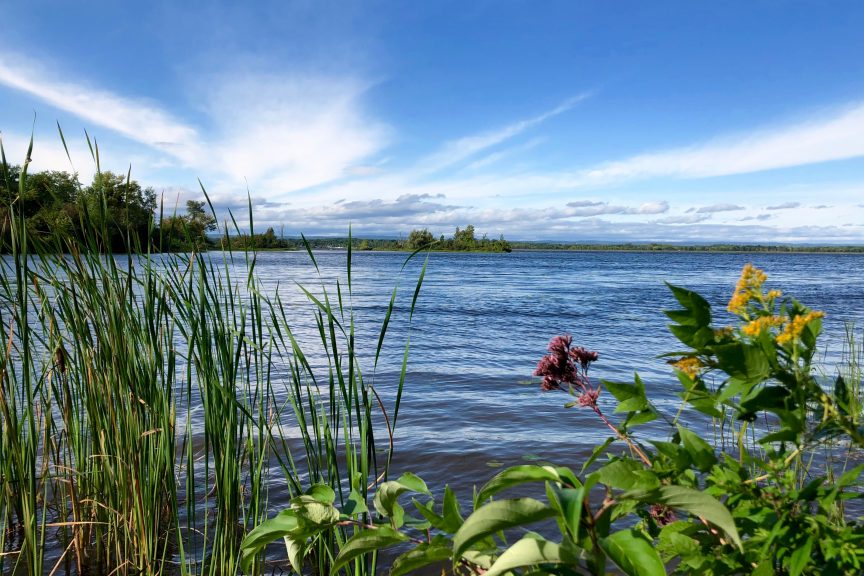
242, 264, 864, 574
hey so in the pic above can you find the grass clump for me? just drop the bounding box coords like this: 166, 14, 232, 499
0, 135, 423, 575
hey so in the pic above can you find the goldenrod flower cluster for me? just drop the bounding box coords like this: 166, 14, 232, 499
776, 311, 825, 345
741, 315, 784, 337
727, 263, 768, 314
672, 357, 703, 379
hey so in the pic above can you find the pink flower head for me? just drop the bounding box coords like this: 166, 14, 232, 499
577, 387, 600, 408
570, 346, 599, 371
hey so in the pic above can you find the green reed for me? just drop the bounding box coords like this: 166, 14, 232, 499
0, 136, 422, 575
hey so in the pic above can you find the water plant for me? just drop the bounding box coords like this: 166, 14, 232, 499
242, 264, 864, 574
0, 135, 425, 575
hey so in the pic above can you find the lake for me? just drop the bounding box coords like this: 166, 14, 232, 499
245, 249, 864, 499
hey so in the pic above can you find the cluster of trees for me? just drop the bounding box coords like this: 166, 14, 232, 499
406, 225, 512, 252
220, 227, 296, 251
0, 166, 215, 252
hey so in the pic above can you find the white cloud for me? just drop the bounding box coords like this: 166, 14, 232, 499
0, 52, 390, 194
418, 94, 589, 173
766, 201, 801, 210
0, 55, 202, 165
696, 203, 745, 213
579, 103, 864, 183
203, 73, 390, 193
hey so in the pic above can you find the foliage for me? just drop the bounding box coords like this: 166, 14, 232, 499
220, 226, 297, 250
0, 138, 425, 575
160, 199, 217, 250
243, 264, 864, 575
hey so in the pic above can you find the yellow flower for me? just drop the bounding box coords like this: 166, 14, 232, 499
776, 311, 825, 345
672, 357, 703, 379
727, 263, 768, 314
766, 289, 782, 300
741, 315, 784, 337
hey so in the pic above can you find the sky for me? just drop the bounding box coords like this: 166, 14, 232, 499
1, 1, 864, 243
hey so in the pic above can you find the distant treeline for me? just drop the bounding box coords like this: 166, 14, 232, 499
506, 241, 864, 253
219, 224, 513, 253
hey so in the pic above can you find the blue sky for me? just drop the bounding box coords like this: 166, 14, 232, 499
1, 0, 864, 243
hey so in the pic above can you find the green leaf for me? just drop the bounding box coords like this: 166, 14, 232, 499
645, 486, 741, 550
665, 284, 712, 327
341, 488, 368, 516
546, 483, 586, 541
485, 535, 577, 576
390, 540, 453, 576
284, 536, 306, 575
240, 510, 301, 571
676, 425, 717, 472
787, 535, 813, 576
374, 473, 431, 518
595, 459, 659, 491
440, 485, 465, 533
581, 437, 615, 474
603, 374, 650, 413
714, 342, 769, 382
476, 465, 568, 503
453, 498, 557, 560
332, 526, 409, 574
303, 483, 336, 504
600, 529, 666, 576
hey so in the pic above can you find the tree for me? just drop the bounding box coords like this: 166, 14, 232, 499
407, 228, 435, 249
81, 171, 157, 251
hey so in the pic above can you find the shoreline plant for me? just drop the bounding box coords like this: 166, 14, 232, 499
0, 136, 426, 575
242, 264, 864, 575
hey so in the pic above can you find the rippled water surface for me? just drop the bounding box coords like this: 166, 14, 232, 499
248, 250, 864, 498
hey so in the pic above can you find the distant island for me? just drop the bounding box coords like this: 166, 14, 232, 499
221, 225, 513, 253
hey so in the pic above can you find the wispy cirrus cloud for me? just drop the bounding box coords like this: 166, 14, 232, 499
417, 94, 589, 174
0, 54, 202, 164
578, 103, 864, 184
0, 51, 390, 193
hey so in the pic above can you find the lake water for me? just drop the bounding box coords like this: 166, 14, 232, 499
247, 249, 864, 500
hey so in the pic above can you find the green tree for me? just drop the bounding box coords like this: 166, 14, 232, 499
407, 228, 435, 249
81, 171, 156, 251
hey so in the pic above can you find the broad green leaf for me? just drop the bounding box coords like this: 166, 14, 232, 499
341, 488, 368, 516
390, 539, 453, 576
676, 425, 717, 472
603, 374, 650, 413
293, 501, 340, 526
284, 536, 306, 575
547, 483, 586, 541
600, 529, 666, 576
476, 465, 567, 503
714, 342, 769, 382
596, 459, 659, 491
485, 535, 577, 576
665, 283, 712, 327
332, 526, 408, 574
787, 535, 813, 576
303, 483, 336, 504
453, 498, 557, 560
643, 486, 742, 550
374, 473, 431, 518
240, 510, 300, 571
